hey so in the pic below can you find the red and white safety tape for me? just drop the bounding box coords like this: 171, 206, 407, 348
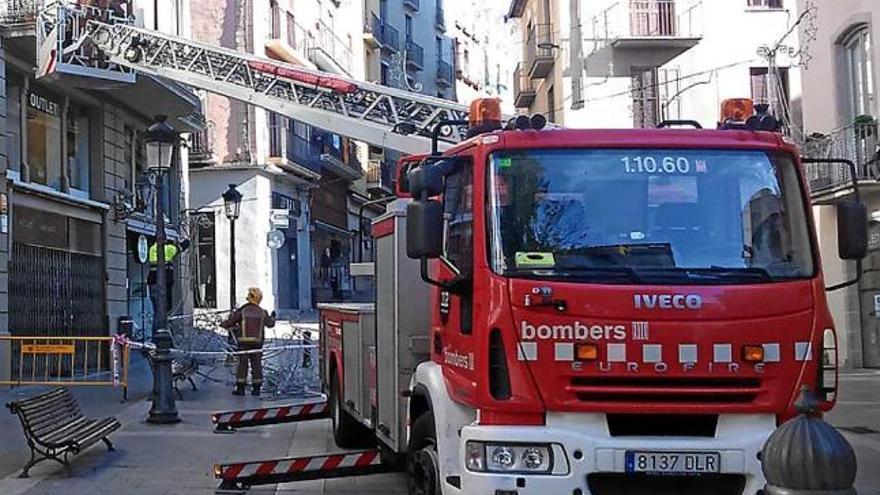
213, 401, 328, 428
217, 450, 382, 481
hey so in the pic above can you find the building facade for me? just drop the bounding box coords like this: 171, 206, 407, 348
446, 1, 515, 112
509, 0, 802, 132
190, 0, 375, 311
0, 0, 201, 366
797, 0, 879, 368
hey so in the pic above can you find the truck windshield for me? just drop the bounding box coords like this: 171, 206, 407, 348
487, 149, 814, 284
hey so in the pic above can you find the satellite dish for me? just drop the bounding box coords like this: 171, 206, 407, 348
267, 230, 285, 250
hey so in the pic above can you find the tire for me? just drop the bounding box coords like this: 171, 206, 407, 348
330, 370, 363, 448
407, 412, 441, 495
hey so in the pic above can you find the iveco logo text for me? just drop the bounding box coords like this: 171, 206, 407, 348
634, 294, 702, 310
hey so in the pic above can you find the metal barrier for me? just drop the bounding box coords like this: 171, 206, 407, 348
0, 336, 130, 399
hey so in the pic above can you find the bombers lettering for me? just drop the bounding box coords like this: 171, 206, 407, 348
443, 348, 474, 371
634, 293, 702, 310
521, 321, 626, 341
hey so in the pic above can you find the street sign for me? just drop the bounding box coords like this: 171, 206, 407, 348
271, 209, 290, 229
267, 230, 285, 250
137, 235, 149, 264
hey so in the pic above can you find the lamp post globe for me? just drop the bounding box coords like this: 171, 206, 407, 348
222, 184, 242, 309
145, 115, 180, 424
222, 184, 242, 220
145, 115, 176, 173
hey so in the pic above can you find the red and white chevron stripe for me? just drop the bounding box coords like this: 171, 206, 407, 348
213, 401, 328, 427
218, 450, 382, 481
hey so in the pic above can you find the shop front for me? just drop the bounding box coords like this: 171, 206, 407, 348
9, 198, 105, 338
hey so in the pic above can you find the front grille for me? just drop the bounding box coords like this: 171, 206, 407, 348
607, 414, 718, 437
587, 473, 746, 495
569, 376, 761, 404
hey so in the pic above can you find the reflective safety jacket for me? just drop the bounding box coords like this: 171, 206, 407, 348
148, 243, 179, 264
220, 303, 276, 346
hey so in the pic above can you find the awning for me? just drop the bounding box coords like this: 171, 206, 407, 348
99, 74, 203, 132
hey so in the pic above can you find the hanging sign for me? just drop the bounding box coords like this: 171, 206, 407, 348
267, 230, 285, 250
137, 235, 149, 264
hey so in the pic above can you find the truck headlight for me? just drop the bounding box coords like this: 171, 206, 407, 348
465, 442, 553, 474
491, 446, 516, 470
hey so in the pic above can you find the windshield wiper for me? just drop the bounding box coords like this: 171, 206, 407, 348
507, 266, 644, 283
640, 266, 773, 283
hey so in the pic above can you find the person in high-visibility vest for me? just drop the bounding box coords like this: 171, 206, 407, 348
147, 239, 190, 317
220, 288, 276, 396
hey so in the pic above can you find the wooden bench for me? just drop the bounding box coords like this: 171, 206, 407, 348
6, 388, 121, 478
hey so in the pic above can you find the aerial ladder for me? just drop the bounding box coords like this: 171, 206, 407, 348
35, 1, 471, 154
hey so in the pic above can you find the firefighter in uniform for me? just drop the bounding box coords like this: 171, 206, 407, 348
221, 288, 276, 396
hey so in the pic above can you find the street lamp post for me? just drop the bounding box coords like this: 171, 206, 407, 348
145, 115, 180, 424
222, 184, 242, 310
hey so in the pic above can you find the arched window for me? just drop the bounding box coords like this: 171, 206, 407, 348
842, 25, 875, 119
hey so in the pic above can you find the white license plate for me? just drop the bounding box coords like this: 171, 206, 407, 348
625, 451, 720, 474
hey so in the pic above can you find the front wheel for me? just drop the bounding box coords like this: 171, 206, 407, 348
407, 412, 441, 495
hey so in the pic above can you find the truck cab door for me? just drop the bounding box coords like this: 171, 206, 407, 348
434, 155, 476, 386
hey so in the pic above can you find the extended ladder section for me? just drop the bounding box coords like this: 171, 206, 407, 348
38, 3, 470, 154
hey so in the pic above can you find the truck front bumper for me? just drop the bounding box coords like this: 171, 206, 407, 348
457, 412, 774, 495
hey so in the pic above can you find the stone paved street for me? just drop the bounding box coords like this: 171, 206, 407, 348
0, 357, 875, 495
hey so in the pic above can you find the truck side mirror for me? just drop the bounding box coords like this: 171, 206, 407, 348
837, 201, 868, 260
406, 200, 443, 259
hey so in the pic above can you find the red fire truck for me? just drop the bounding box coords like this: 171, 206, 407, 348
40, 6, 863, 493
317, 99, 867, 495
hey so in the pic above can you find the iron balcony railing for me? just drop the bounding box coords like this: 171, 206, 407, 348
365, 159, 394, 192
406, 39, 424, 69
525, 23, 554, 76
0, 0, 37, 25
288, 130, 362, 174
591, 0, 702, 46
513, 62, 536, 107
804, 120, 880, 193
365, 11, 382, 43
313, 20, 354, 72
437, 60, 453, 84
379, 22, 399, 52
189, 129, 214, 162
287, 13, 309, 52
630, 0, 678, 36
288, 133, 324, 173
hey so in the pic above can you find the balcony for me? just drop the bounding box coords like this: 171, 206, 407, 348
379, 22, 399, 53
289, 130, 362, 181
0, 0, 37, 33
436, 7, 445, 30
189, 129, 215, 165
513, 63, 536, 108
804, 119, 880, 201
437, 60, 453, 87
365, 160, 395, 196
364, 12, 382, 49
404, 0, 420, 12
405, 40, 424, 70
586, 0, 702, 77
266, 14, 315, 69
309, 20, 354, 76
525, 23, 555, 79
